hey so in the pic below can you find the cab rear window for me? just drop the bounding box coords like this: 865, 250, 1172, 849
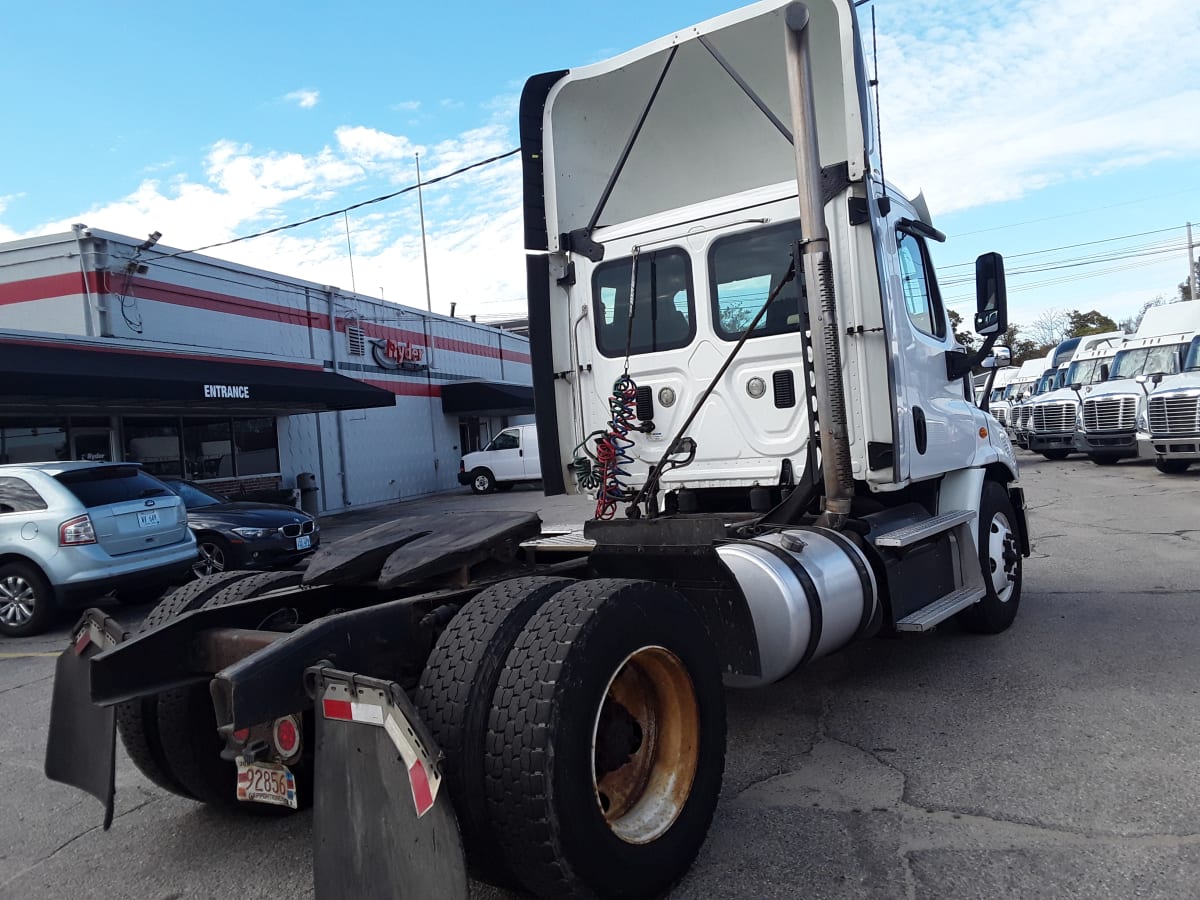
55, 466, 171, 508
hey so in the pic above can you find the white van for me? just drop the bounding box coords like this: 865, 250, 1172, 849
458, 423, 542, 494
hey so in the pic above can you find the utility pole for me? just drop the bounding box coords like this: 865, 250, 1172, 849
1188, 222, 1197, 302
416, 153, 433, 313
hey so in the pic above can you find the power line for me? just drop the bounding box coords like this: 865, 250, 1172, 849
937, 222, 1195, 270
946, 188, 1200, 238
154, 147, 520, 261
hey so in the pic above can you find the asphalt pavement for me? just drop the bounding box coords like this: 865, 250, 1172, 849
2, 457, 1198, 899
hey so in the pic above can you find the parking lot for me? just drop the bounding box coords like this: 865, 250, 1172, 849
2, 455, 1199, 899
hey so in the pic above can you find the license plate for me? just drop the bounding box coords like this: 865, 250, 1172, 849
236, 761, 297, 809
137, 511, 161, 528
296, 535, 312, 550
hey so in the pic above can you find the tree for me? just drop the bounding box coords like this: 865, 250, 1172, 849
1066, 309, 1119, 338
999, 323, 1038, 365
1026, 307, 1072, 347
948, 309, 977, 351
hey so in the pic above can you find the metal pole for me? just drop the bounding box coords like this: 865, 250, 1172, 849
1188, 222, 1196, 302
416, 153, 433, 312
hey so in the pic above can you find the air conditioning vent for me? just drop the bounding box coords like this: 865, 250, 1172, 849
772, 370, 796, 409
346, 325, 366, 356
636, 385, 654, 421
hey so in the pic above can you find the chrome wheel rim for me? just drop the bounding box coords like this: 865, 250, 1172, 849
987, 512, 1018, 602
194, 543, 226, 578
590, 646, 700, 845
0, 575, 36, 627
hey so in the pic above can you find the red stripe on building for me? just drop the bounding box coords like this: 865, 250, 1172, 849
363, 378, 442, 398
0, 335, 323, 371
0, 271, 102, 307
117, 274, 332, 330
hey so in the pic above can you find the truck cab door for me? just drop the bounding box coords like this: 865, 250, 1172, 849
885, 225, 979, 482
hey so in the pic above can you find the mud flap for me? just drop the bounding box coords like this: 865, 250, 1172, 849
44, 611, 127, 829
308, 667, 468, 900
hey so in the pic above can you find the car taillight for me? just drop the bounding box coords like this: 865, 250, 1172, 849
59, 514, 97, 546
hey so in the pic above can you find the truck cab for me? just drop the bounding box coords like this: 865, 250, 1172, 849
1026, 332, 1123, 458
1006, 355, 1052, 448
1143, 333, 1200, 473
1074, 305, 1200, 465
987, 366, 1019, 429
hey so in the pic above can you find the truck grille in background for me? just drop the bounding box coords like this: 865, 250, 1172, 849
1148, 395, 1200, 436
772, 370, 796, 409
280, 521, 316, 538
994, 408, 1007, 425
635, 385, 654, 422
1082, 396, 1136, 432
1031, 402, 1076, 433
1018, 406, 1032, 429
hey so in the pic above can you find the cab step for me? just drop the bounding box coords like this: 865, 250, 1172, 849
873, 510, 975, 548
895, 586, 986, 632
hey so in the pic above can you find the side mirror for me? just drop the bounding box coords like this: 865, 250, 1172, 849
1099, 363, 1110, 381
981, 345, 1012, 369
1151, 372, 1164, 386
1135, 374, 1148, 385
1069, 382, 1083, 392
973, 252, 1007, 337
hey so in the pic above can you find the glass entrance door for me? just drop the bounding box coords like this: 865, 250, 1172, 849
71, 428, 115, 462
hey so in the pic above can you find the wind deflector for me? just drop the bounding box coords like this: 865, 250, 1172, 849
541, 0, 870, 250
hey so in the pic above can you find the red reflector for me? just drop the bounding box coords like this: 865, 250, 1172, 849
73, 633, 91, 656
323, 698, 353, 721
409, 759, 434, 816
276, 718, 298, 753
233, 728, 250, 743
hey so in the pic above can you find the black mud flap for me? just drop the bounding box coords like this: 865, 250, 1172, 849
307, 667, 468, 900
44, 611, 127, 829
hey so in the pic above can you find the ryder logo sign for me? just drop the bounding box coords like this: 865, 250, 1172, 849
371, 338, 426, 370
204, 384, 251, 399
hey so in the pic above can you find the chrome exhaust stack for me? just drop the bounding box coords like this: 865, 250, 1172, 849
784, 3, 855, 528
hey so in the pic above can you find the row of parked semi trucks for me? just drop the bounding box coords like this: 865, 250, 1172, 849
981, 303, 1200, 473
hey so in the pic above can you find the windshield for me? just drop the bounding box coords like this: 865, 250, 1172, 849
1109, 343, 1185, 380
989, 388, 1004, 402
1065, 355, 1113, 387
1185, 336, 1200, 372
163, 479, 222, 509
1034, 370, 1056, 395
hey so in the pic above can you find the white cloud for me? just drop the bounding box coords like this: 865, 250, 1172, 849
392, 100, 421, 112
284, 89, 320, 109
876, 0, 1200, 214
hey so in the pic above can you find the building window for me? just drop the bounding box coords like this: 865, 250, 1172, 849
709, 221, 804, 340
592, 248, 695, 358
233, 418, 280, 476
183, 418, 234, 480
123, 418, 184, 478
0, 419, 68, 465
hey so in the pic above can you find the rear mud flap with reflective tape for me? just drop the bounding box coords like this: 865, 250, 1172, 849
308, 667, 468, 900
44, 611, 126, 829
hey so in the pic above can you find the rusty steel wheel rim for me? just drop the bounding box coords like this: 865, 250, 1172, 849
590, 645, 700, 845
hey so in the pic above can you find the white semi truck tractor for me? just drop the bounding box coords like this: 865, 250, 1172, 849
1074, 304, 1200, 465
1142, 332, 1200, 473
1007, 354, 1052, 448
45, 3, 1030, 898
1025, 332, 1124, 459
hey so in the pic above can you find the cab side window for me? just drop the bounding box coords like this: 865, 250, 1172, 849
896, 231, 947, 340
490, 430, 520, 451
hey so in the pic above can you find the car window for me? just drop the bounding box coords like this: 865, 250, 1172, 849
164, 480, 222, 509
593, 248, 694, 357
0, 476, 48, 514
896, 231, 947, 339
55, 466, 171, 508
488, 430, 520, 451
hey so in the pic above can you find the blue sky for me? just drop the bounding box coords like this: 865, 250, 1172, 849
1, 0, 1197, 332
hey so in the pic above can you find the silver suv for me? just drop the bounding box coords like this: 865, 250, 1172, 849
0, 462, 197, 637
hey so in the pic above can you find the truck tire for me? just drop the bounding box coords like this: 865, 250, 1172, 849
485, 579, 726, 900
416, 576, 577, 885
1155, 458, 1191, 474
1040, 449, 1070, 461
1089, 453, 1121, 466
155, 570, 308, 810
469, 468, 496, 494
958, 481, 1022, 634
116, 571, 259, 798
